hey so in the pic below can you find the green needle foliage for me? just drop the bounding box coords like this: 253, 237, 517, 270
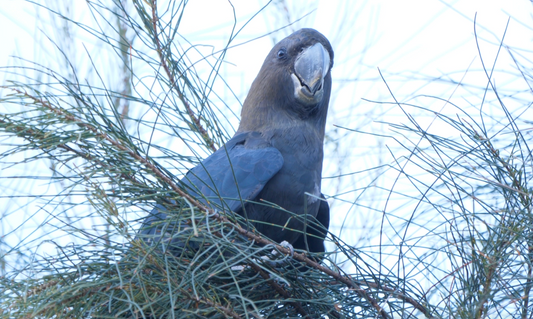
0, 1, 532, 318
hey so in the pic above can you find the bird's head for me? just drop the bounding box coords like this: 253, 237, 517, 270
239, 28, 334, 133
277, 29, 333, 107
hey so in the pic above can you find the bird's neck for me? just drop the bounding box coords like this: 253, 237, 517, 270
237, 102, 327, 141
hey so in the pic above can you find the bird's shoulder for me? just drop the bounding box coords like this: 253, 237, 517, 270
181, 131, 284, 212
205, 131, 283, 165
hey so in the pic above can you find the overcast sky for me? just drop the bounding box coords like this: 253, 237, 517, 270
2, 1, 531, 84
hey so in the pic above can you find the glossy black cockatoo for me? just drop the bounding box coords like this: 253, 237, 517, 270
137, 28, 333, 258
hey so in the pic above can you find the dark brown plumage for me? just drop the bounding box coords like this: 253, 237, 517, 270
137, 28, 334, 256
237, 28, 333, 250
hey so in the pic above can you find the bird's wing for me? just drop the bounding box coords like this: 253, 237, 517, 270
181, 132, 284, 213
133, 132, 283, 253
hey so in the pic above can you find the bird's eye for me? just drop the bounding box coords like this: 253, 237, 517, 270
277, 48, 286, 59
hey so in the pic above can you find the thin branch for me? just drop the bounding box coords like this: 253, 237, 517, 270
149, 0, 217, 152
5, 87, 418, 319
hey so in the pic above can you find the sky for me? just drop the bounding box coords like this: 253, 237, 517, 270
2, 1, 531, 85
1, 0, 532, 279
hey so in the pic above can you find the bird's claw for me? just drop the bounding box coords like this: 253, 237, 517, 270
278, 240, 294, 256
257, 241, 295, 268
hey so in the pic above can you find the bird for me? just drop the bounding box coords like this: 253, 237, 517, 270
135, 28, 333, 260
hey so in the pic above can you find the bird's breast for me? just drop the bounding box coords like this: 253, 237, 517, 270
240, 126, 325, 244
263, 127, 324, 210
